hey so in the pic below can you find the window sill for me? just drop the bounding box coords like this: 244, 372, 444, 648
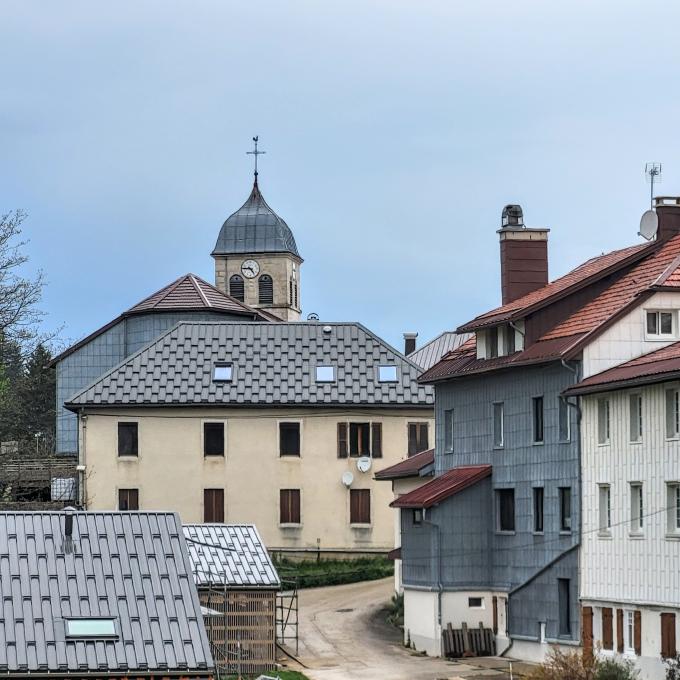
444, 449, 454, 455
279, 455, 301, 459
204, 454, 225, 459
558, 439, 571, 444
598, 531, 613, 539
628, 532, 645, 540
496, 530, 516, 536
559, 530, 572, 536
493, 445, 504, 451
532, 531, 545, 536
597, 442, 611, 447
117, 455, 139, 461
350, 523, 372, 529
665, 533, 680, 541
629, 440, 642, 446
532, 441, 544, 446
279, 523, 302, 529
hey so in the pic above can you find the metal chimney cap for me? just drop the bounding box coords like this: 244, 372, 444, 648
501, 204, 524, 228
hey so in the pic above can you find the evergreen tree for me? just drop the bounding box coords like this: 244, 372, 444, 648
16, 344, 55, 441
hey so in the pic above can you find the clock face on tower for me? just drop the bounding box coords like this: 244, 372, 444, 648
241, 259, 260, 278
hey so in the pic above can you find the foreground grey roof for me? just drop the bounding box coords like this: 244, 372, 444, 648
66, 321, 433, 408
408, 331, 472, 370
184, 524, 280, 589
212, 180, 301, 258
0, 511, 214, 676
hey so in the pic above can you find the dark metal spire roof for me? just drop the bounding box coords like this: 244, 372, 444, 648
212, 179, 301, 259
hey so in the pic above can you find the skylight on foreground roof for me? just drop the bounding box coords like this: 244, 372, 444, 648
65, 618, 117, 638
213, 363, 233, 381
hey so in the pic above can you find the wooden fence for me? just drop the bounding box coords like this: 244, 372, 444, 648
442, 622, 496, 658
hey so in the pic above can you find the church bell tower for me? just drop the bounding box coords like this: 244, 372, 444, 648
211, 137, 303, 321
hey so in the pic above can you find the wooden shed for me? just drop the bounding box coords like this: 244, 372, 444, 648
184, 524, 281, 676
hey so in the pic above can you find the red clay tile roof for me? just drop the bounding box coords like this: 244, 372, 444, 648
543, 234, 680, 342
374, 449, 435, 480
564, 341, 680, 396
390, 465, 492, 509
128, 273, 260, 315
458, 243, 653, 332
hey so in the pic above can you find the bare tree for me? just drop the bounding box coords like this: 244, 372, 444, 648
0, 210, 45, 351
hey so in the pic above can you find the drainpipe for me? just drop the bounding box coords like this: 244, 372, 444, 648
422, 507, 443, 652
77, 410, 88, 509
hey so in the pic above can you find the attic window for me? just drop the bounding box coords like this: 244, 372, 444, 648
646, 310, 674, 337
213, 363, 233, 381
316, 365, 335, 382
378, 365, 398, 382
65, 618, 117, 638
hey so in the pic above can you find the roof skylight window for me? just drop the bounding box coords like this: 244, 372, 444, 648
315, 365, 335, 382
378, 365, 398, 382
65, 618, 117, 638
213, 363, 233, 382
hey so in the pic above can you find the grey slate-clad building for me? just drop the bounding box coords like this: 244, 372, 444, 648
396, 204, 664, 662
52, 273, 271, 455
0, 510, 214, 678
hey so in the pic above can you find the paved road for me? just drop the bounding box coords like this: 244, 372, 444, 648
289, 577, 529, 680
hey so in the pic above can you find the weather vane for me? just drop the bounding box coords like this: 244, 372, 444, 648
247, 135, 266, 181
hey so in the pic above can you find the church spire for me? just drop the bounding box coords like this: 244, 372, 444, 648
246, 135, 266, 186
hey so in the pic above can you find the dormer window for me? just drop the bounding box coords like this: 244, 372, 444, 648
213, 363, 233, 381
378, 365, 398, 382
646, 310, 674, 338
478, 323, 523, 360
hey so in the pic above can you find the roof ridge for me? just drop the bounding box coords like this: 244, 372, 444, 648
189, 273, 212, 308
151, 274, 189, 309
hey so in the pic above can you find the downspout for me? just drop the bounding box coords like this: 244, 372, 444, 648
78, 409, 88, 509
422, 507, 443, 650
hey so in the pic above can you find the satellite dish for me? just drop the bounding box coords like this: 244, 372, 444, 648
357, 457, 372, 473
341, 471, 354, 487
639, 210, 659, 241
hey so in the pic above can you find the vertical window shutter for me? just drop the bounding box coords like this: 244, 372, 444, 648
362, 490, 370, 523
337, 423, 348, 458
420, 423, 429, 451
408, 424, 417, 456
292, 489, 301, 524
582, 606, 593, 652
602, 608, 613, 650
634, 610, 642, 655
350, 489, 358, 523
667, 390, 676, 438
492, 596, 498, 634
280, 490, 287, 523
661, 613, 677, 658
371, 423, 382, 458
616, 609, 624, 653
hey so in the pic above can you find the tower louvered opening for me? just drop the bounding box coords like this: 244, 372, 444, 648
259, 274, 273, 305
229, 274, 245, 302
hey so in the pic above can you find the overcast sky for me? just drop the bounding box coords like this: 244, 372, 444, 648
3, 1, 680, 352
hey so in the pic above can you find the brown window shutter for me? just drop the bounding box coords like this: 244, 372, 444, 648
408, 424, 417, 456
371, 423, 382, 458
634, 610, 642, 656
280, 489, 301, 524
292, 489, 301, 524
617, 609, 624, 653
338, 422, 348, 458
602, 608, 613, 650
204, 489, 224, 523
661, 613, 677, 658
582, 606, 593, 652
350, 489, 370, 523
420, 423, 429, 451
492, 596, 498, 634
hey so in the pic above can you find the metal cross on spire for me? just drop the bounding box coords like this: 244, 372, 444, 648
247, 135, 266, 183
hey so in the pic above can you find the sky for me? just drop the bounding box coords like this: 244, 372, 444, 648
3, 0, 680, 353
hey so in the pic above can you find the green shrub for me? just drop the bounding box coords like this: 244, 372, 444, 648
597, 657, 639, 680
528, 648, 638, 680
273, 557, 393, 589
666, 654, 680, 680
386, 592, 404, 627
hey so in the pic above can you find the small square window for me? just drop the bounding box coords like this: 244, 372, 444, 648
213, 363, 233, 381
647, 310, 674, 337
378, 365, 398, 382
468, 597, 484, 608
316, 365, 335, 382
412, 508, 423, 525
117, 422, 138, 457
279, 422, 301, 456
203, 422, 225, 456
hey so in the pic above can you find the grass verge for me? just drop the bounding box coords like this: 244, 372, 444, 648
274, 556, 394, 589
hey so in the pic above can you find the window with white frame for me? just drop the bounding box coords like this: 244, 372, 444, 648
629, 393, 642, 442
598, 485, 611, 533
315, 365, 335, 382
646, 310, 674, 337
558, 397, 570, 442
624, 610, 636, 654
666, 389, 680, 438
493, 402, 504, 448
597, 398, 610, 444
667, 483, 680, 534
377, 365, 398, 382
630, 483, 644, 533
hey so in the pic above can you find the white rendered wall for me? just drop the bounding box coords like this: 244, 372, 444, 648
582, 291, 680, 378
404, 588, 441, 655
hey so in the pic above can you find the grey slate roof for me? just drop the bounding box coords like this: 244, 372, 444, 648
408, 331, 472, 371
212, 180, 301, 258
65, 321, 433, 408
0, 511, 214, 676
184, 525, 280, 589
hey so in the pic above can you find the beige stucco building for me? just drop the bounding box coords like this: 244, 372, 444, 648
68, 321, 434, 555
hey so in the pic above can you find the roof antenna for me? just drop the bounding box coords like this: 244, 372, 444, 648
247, 135, 266, 186
645, 162, 662, 209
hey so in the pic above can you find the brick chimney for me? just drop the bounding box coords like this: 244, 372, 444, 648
403, 332, 417, 355
498, 204, 549, 305
655, 197, 680, 241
